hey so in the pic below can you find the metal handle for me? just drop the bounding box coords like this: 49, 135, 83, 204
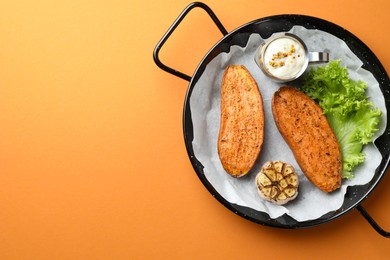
356, 205, 390, 238
308, 52, 329, 63
153, 2, 228, 82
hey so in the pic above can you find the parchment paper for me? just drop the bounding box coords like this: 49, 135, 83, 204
190, 26, 387, 221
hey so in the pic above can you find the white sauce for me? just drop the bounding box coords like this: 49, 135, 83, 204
263, 37, 306, 80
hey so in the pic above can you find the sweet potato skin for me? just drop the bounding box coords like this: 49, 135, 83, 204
218, 65, 264, 177
272, 86, 342, 192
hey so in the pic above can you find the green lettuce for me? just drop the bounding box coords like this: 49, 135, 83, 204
302, 60, 382, 179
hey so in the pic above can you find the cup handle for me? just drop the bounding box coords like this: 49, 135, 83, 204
309, 52, 329, 63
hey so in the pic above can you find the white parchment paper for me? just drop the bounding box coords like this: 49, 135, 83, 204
190, 26, 387, 221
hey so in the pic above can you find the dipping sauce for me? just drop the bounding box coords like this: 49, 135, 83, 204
261, 36, 307, 80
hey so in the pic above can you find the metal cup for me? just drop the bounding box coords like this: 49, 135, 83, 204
254, 33, 329, 82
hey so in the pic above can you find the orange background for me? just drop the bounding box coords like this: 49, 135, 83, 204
0, 0, 389, 259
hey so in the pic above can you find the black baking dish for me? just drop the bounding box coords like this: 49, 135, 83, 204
153, 2, 390, 237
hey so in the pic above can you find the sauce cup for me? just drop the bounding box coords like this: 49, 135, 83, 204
254, 33, 329, 82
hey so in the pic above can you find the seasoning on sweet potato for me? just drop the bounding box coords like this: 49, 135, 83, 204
218, 65, 264, 177
272, 86, 342, 192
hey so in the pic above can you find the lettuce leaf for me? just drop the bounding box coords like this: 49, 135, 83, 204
302, 60, 382, 179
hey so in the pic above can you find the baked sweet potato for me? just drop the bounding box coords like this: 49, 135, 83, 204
218, 65, 264, 177
272, 86, 342, 192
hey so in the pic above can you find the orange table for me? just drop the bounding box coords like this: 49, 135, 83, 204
0, 0, 389, 259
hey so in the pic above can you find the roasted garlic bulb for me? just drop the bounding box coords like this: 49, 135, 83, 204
256, 160, 299, 205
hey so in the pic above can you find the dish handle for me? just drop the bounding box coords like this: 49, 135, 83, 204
356, 205, 389, 238
153, 2, 228, 82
